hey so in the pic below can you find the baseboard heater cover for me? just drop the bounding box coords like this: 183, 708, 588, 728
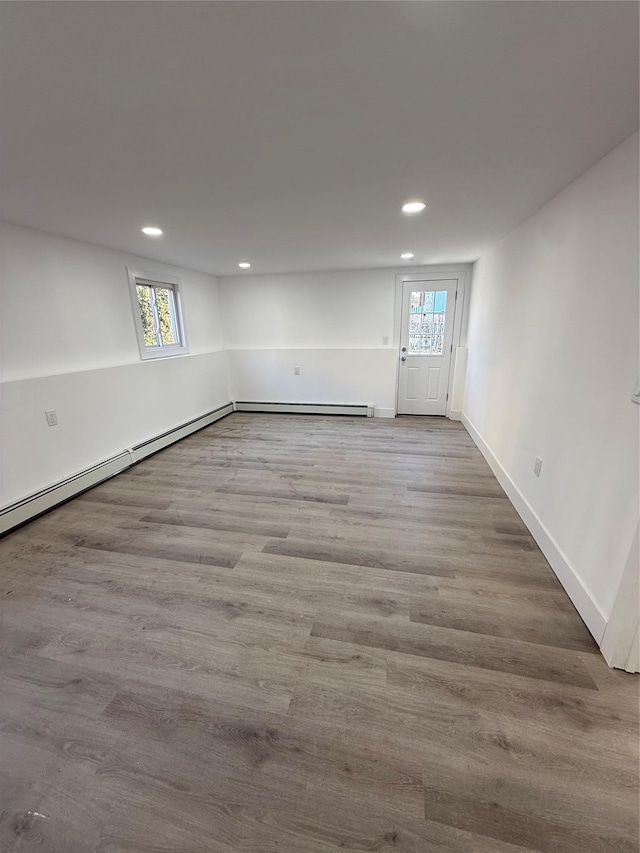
0, 402, 234, 537
129, 402, 234, 463
234, 401, 373, 417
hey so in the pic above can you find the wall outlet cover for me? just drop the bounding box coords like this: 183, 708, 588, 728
45, 410, 58, 427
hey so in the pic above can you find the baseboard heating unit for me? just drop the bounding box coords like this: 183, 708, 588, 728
234, 401, 373, 417
0, 402, 234, 537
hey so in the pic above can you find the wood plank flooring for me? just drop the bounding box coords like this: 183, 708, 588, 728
0, 413, 637, 852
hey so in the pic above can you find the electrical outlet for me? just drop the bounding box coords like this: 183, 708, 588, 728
534, 456, 542, 477
45, 410, 58, 427
293, 365, 300, 375
382, 336, 389, 346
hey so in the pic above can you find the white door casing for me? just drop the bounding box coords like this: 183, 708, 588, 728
600, 523, 639, 672
397, 278, 458, 415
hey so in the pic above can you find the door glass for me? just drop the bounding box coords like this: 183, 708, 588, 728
408, 290, 447, 355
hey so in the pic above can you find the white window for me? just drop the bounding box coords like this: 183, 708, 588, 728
127, 268, 188, 360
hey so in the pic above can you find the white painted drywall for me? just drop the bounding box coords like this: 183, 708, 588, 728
0, 223, 229, 506
219, 269, 396, 350
219, 265, 471, 416
228, 349, 398, 417
463, 132, 639, 634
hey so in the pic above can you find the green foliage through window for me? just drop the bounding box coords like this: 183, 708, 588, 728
135, 282, 181, 349
154, 287, 176, 345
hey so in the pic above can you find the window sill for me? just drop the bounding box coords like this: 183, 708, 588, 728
139, 347, 190, 361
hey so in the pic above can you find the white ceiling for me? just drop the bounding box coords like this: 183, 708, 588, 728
0, 2, 637, 276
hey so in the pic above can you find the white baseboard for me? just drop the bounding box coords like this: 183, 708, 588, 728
448, 409, 462, 421
0, 403, 234, 537
374, 407, 396, 418
234, 401, 371, 417
461, 413, 607, 643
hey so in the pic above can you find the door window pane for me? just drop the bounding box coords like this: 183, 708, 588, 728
407, 290, 447, 355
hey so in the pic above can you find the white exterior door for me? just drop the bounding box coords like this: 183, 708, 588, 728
397, 279, 458, 415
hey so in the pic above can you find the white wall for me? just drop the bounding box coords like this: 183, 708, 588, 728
219, 269, 398, 351
228, 349, 397, 413
0, 223, 229, 506
219, 266, 470, 417
463, 133, 639, 640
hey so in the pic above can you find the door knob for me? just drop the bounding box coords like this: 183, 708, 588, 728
401, 356, 406, 362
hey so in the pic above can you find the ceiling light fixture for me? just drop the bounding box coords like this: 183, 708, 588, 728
238, 261, 251, 269
400, 252, 414, 260
141, 226, 163, 236
401, 200, 426, 215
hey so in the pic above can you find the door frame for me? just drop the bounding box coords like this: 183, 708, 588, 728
600, 523, 639, 672
393, 268, 470, 418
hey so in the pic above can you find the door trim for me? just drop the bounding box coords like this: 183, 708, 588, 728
600, 524, 639, 672
393, 268, 469, 418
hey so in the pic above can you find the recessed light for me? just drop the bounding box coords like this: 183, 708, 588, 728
141, 226, 163, 237
238, 261, 251, 269
401, 200, 426, 215
400, 252, 414, 260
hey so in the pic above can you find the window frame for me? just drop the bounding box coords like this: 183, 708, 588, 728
127, 267, 188, 360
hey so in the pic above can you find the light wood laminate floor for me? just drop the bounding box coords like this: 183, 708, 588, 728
0, 413, 637, 852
